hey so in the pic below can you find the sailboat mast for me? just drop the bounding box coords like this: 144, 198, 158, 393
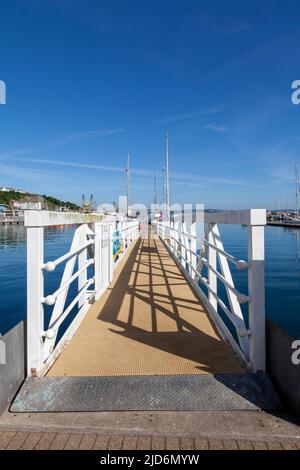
295, 164, 300, 216
164, 132, 170, 218
126, 153, 131, 216
162, 166, 166, 205
153, 173, 157, 207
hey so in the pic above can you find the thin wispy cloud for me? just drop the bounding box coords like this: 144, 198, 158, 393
262, 165, 295, 186
170, 172, 247, 187
0, 128, 124, 162
186, 12, 251, 37
6, 156, 248, 187
0, 148, 32, 160
6, 157, 156, 178
216, 23, 251, 35
205, 124, 228, 133
0, 163, 125, 199
172, 180, 208, 188
0, 164, 69, 191
155, 107, 222, 124
53, 128, 124, 146
221, 29, 300, 77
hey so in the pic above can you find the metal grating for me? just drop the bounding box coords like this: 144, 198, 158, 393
47, 237, 245, 378
11, 373, 280, 413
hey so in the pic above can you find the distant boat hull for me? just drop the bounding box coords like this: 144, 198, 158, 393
267, 221, 300, 228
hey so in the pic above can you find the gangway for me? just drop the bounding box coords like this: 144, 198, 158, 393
11, 209, 280, 412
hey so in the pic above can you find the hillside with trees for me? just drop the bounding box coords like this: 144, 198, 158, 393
0, 190, 81, 211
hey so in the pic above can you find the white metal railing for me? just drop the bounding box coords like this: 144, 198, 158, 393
153, 209, 266, 372
25, 210, 139, 377
113, 220, 140, 265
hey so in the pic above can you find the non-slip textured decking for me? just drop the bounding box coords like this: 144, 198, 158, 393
47, 235, 244, 377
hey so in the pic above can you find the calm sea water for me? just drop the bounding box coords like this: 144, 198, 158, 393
0, 224, 299, 337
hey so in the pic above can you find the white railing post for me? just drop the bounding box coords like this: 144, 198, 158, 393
94, 222, 103, 300
135, 221, 138, 239
208, 223, 218, 311
126, 222, 130, 247
166, 219, 170, 241
170, 221, 174, 253
78, 226, 88, 310
181, 222, 187, 269
174, 222, 179, 257
128, 221, 131, 245
190, 223, 197, 279
248, 224, 266, 372
27, 226, 44, 377
121, 221, 124, 250
135, 222, 138, 239
109, 223, 114, 283
128, 222, 132, 245
186, 225, 192, 274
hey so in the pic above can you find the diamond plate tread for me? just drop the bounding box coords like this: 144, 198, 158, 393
10, 373, 280, 412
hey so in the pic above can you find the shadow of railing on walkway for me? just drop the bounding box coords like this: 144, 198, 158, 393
98, 236, 242, 374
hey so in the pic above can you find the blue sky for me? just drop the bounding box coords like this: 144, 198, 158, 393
1, 0, 300, 209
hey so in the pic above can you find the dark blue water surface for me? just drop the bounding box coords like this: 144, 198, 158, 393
0, 224, 299, 337
0, 225, 78, 335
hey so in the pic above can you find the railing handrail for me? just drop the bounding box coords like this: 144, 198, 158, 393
204, 209, 266, 226
24, 210, 104, 227
154, 209, 266, 227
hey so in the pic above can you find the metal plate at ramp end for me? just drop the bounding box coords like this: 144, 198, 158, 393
10, 373, 281, 413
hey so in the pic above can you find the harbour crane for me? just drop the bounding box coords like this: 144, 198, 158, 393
81, 194, 94, 213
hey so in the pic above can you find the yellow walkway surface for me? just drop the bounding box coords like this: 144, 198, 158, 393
47, 236, 244, 376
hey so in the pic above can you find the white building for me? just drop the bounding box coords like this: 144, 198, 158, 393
0, 186, 27, 193
13, 201, 42, 211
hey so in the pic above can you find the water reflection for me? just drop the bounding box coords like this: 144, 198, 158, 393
0, 224, 26, 248
288, 228, 300, 278
0, 224, 79, 248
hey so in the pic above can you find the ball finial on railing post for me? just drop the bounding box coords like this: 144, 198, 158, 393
44, 295, 56, 306
44, 261, 56, 272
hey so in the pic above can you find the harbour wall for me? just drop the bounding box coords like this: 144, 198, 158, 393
0, 322, 25, 415
267, 319, 300, 418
